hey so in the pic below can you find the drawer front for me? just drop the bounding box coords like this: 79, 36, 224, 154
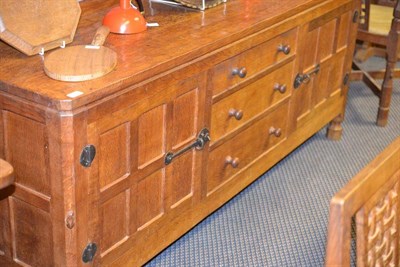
207, 102, 289, 194
211, 28, 297, 96
211, 61, 294, 142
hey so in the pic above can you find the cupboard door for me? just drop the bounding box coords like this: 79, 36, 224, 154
291, 3, 355, 127
83, 73, 207, 264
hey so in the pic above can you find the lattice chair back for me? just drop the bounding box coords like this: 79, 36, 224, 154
325, 137, 400, 266
356, 177, 399, 266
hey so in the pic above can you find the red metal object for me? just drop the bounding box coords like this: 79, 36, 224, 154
103, 0, 147, 34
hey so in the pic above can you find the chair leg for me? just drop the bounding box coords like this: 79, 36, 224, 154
377, 8, 400, 126
377, 60, 394, 126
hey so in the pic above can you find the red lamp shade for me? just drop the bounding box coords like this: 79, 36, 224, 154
103, 0, 147, 34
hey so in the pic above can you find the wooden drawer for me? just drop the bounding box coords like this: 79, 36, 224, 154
207, 102, 289, 194
211, 61, 294, 142
211, 28, 297, 97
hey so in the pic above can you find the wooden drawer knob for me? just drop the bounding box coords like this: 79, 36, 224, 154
225, 156, 240, 168
269, 127, 282, 137
274, 83, 287, 94
277, 44, 291, 55
228, 108, 243, 120
232, 67, 247, 78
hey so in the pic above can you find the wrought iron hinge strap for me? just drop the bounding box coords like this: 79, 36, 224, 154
165, 128, 210, 165
294, 64, 320, 89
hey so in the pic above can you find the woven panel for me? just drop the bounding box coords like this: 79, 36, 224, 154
356, 179, 399, 266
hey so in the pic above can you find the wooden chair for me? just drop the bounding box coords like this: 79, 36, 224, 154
355, 0, 396, 62
325, 136, 400, 266
352, 0, 400, 126
0, 159, 14, 190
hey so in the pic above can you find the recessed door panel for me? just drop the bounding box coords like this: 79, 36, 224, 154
138, 105, 166, 168
99, 123, 130, 189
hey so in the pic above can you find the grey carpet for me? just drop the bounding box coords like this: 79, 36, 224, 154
145, 57, 400, 267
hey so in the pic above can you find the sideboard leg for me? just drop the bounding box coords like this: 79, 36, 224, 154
326, 115, 343, 141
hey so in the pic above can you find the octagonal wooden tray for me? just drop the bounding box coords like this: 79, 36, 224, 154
0, 0, 81, 56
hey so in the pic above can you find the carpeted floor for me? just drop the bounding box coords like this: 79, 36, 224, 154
145, 57, 400, 267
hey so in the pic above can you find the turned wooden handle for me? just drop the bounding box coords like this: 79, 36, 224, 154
0, 159, 14, 190
274, 83, 287, 94
232, 67, 247, 78
269, 127, 282, 137
225, 156, 240, 168
91, 26, 111, 46
277, 44, 291, 55
229, 108, 243, 120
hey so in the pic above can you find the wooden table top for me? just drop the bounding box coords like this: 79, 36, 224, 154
0, 159, 14, 190
0, 0, 339, 111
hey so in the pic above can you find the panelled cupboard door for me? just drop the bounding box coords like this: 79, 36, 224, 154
83, 72, 208, 265
291, 2, 356, 128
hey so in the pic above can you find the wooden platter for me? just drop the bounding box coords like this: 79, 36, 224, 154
44, 26, 117, 82
0, 0, 81, 56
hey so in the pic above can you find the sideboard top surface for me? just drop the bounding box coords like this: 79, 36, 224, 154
0, 0, 338, 111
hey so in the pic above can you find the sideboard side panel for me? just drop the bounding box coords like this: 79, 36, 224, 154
0, 95, 58, 266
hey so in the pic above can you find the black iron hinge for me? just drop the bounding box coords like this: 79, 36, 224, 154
82, 242, 97, 263
80, 145, 96, 167
353, 10, 359, 23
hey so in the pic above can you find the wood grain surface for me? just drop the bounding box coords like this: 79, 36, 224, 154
44, 26, 117, 82
0, 0, 334, 111
44, 45, 117, 82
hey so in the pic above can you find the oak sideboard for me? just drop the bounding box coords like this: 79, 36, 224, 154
0, 0, 360, 266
